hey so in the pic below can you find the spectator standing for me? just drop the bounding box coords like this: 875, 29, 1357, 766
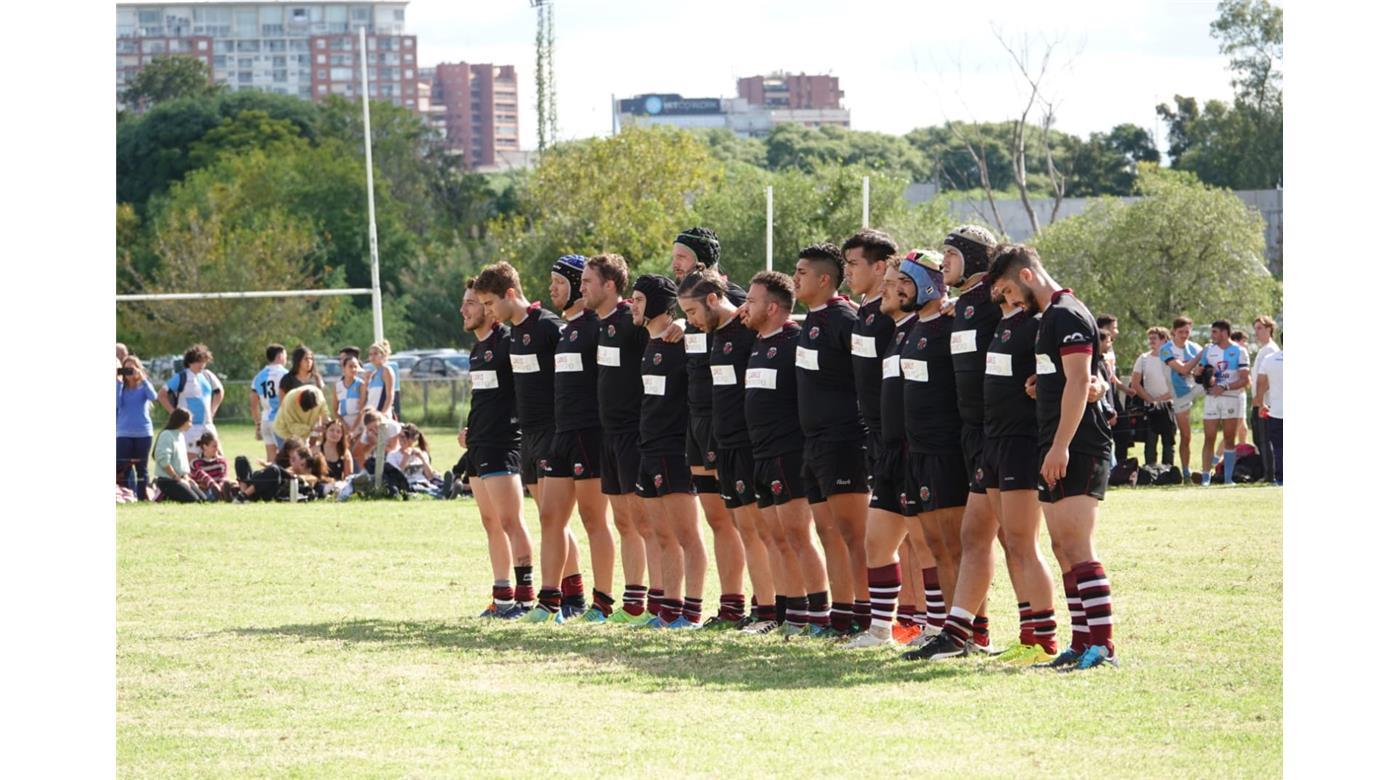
1250, 316, 1280, 483
332, 354, 366, 432
152, 409, 203, 503
1255, 349, 1284, 485
116, 354, 159, 500
1160, 317, 1205, 481
1130, 327, 1177, 467
274, 385, 331, 444
1200, 320, 1251, 485
362, 341, 397, 423
250, 344, 289, 462
158, 343, 224, 460
278, 344, 323, 400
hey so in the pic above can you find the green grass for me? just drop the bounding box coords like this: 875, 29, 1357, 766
117, 449, 1281, 778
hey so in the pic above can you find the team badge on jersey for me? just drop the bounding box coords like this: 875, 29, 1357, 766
976, 467, 985, 482
706, 451, 716, 464
767, 346, 778, 359
654, 474, 664, 489
537, 458, 549, 472
723, 342, 732, 354
484, 350, 493, 362
735, 479, 746, 495
607, 324, 616, 338
1000, 330, 1011, 342
809, 326, 820, 340
649, 352, 661, 365
523, 334, 532, 346
569, 330, 578, 342
899, 492, 909, 508
919, 486, 930, 501
771, 480, 784, 495
865, 313, 875, 325
917, 337, 928, 350
574, 462, 584, 477
964, 305, 975, 319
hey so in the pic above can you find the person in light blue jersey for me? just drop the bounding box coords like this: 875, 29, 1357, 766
1160, 316, 1206, 481
250, 343, 289, 462
1199, 320, 1251, 485
333, 353, 366, 433
359, 340, 397, 428
117, 354, 159, 500
158, 343, 224, 460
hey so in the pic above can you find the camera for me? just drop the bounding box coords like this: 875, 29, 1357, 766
119, 366, 136, 377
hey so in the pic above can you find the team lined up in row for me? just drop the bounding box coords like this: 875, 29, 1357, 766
456, 225, 1117, 671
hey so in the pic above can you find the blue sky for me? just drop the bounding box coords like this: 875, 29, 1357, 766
409, 0, 1257, 149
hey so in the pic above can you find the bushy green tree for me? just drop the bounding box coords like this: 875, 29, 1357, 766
119, 55, 222, 112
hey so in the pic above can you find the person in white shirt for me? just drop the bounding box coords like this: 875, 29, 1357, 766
1254, 349, 1283, 485
1130, 326, 1178, 468
1250, 316, 1280, 483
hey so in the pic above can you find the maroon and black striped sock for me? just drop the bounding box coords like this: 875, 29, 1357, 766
942, 606, 975, 648
787, 596, 810, 628
853, 600, 872, 631
622, 583, 647, 616
647, 588, 664, 616
830, 603, 854, 632
753, 603, 777, 622
896, 604, 917, 628
1073, 560, 1114, 653
972, 615, 990, 644
514, 566, 535, 604
538, 588, 563, 612
591, 588, 615, 616
562, 573, 586, 608
682, 597, 703, 624
807, 591, 831, 626
492, 582, 515, 605
1018, 601, 1034, 645
1030, 609, 1058, 654
868, 563, 901, 630
659, 598, 683, 624
1064, 572, 1088, 653
719, 593, 745, 622
922, 567, 945, 629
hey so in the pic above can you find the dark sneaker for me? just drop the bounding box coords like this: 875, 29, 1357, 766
901, 632, 968, 662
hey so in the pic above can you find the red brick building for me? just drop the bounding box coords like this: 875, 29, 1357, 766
737, 73, 844, 110
426, 63, 520, 170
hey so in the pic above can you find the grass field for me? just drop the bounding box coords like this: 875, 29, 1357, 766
117, 423, 1282, 777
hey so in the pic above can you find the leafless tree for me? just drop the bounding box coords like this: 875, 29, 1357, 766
993, 28, 1076, 236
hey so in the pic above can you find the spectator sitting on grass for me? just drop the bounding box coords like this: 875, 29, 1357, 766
190, 431, 238, 502
354, 409, 402, 464
319, 419, 355, 482
387, 423, 443, 495
152, 409, 204, 503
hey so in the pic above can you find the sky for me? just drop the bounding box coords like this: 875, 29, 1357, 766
408, 0, 1258, 151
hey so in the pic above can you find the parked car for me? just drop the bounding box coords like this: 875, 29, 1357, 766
410, 356, 469, 378
317, 358, 343, 380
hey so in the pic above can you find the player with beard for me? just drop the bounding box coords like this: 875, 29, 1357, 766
580, 253, 661, 625
459, 278, 534, 620
678, 270, 781, 632
670, 228, 752, 628
840, 256, 932, 648
633, 275, 709, 629
987, 244, 1118, 671
534, 255, 617, 622
791, 243, 868, 638
470, 262, 584, 624
743, 271, 831, 638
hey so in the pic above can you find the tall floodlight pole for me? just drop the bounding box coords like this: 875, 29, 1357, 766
359, 25, 384, 344
765, 186, 774, 272
862, 176, 870, 228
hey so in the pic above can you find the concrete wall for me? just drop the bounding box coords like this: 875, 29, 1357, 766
902, 187, 1283, 276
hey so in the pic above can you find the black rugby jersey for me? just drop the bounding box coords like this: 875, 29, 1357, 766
466, 322, 519, 449
878, 313, 918, 445
639, 335, 689, 454
983, 308, 1040, 439
708, 313, 757, 449
795, 298, 865, 442
507, 303, 564, 432
949, 282, 1002, 427
553, 308, 600, 432
684, 280, 747, 415
744, 321, 803, 458
900, 313, 963, 453
851, 296, 896, 437
595, 300, 648, 434
1034, 290, 1112, 457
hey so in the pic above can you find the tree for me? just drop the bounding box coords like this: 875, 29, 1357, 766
1034, 166, 1279, 334
188, 109, 308, 170
119, 55, 222, 112
1211, 0, 1283, 112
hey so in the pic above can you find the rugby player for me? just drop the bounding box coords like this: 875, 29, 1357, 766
1250, 316, 1280, 483
537, 255, 616, 620
460, 279, 534, 619
987, 244, 1118, 671
1199, 320, 1251, 485
678, 271, 782, 631
791, 243, 869, 637
159, 344, 224, 461
633, 275, 709, 629
470, 262, 584, 624
840, 250, 929, 648
671, 228, 751, 628
743, 270, 833, 637
581, 253, 658, 625
1161, 316, 1206, 482
250, 344, 289, 463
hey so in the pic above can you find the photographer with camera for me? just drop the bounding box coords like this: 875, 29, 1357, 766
1130, 327, 1178, 468
1161, 316, 1206, 483
117, 354, 159, 500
